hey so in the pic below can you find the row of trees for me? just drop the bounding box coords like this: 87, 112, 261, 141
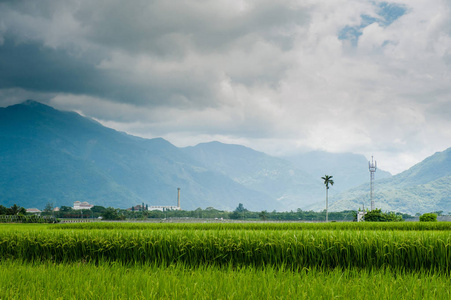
0, 204, 58, 223
47, 205, 125, 220
2, 202, 438, 222
45, 203, 362, 221
0, 204, 27, 215
362, 208, 404, 222
229, 203, 360, 221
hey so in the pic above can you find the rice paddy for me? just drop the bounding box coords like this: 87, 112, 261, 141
0, 222, 449, 299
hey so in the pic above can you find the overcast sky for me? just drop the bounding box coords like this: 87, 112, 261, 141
1, 0, 450, 174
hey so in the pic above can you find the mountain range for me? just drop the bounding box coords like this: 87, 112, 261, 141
0, 100, 277, 211
323, 148, 451, 215
0, 100, 449, 214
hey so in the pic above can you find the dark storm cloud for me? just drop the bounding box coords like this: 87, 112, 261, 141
0, 0, 307, 107
0, 30, 218, 108
0, 37, 104, 94
0, 0, 353, 109
1, 0, 451, 174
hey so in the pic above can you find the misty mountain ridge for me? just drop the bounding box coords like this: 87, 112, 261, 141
1, 100, 447, 214
0, 100, 277, 211
323, 148, 451, 215
182, 141, 324, 209
283, 151, 391, 193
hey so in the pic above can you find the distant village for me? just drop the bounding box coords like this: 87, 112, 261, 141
26, 200, 182, 215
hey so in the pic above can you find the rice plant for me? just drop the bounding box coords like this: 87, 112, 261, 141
0, 225, 449, 272
50, 221, 451, 231
0, 260, 449, 300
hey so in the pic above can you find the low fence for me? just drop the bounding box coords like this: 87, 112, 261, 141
59, 218, 101, 223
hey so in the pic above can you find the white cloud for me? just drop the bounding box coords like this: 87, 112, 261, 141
1, 0, 451, 174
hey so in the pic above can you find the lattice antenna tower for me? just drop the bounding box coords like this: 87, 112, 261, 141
369, 156, 377, 211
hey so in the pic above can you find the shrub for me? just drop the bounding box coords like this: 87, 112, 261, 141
364, 209, 403, 222
419, 213, 437, 222
101, 207, 125, 220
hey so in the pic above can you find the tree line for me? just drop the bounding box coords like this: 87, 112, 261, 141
0, 204, 57, 223
0, 204, 27, 215
2, 202, 423, 222
52, 203, 414, 221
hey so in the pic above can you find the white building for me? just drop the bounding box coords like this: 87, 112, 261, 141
26, 208, 41, 214
357, 211, 366, 222
148, 205, 181, 212
73, 201, 94, 210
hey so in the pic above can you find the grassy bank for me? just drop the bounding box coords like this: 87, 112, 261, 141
0, 222, 449, 299
50, 221, 451, 231
0, 260, 449, 300
0, 223, 449, 271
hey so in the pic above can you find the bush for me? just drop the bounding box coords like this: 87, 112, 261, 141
101, 207, 125, 220
364, 209, 403, 222
419, 213, 437, 222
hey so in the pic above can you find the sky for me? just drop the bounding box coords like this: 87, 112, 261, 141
1, 0, 450, 175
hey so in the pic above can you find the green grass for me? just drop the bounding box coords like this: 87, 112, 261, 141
0, 222, 449, 299
0, 224, 449, 271
50, 221, 451, 231
0, 260, 449, 300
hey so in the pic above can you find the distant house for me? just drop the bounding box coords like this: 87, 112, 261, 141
128, 205, 146, 211
53, 207, 60, 212
128, 204, 182, 212
73, 201, 94, 210
148, 205, 181, 212
26, 208, 41, 214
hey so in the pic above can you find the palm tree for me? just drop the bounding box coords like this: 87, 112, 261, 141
321, 175, 334, 222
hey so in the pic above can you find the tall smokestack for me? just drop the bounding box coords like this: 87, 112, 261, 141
177, 188, 181, 209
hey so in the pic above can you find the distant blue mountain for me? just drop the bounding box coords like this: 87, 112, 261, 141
283, 151, 392, 193
322, 148, 451, 215
182, 142, 324, 210
2, 100, 447, 214
0, 100, 277, 211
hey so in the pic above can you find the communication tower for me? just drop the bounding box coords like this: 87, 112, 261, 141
369, 156, 377, 211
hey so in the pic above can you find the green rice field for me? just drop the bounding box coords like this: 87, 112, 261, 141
0, 222, 449, 299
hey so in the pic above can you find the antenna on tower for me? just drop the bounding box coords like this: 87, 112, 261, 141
369, 156, 377, 211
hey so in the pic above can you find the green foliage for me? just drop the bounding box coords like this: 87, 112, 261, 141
235, 203, 247, 212
112, 207, 362, 222
0, 261, 449, 299
0, 223, 449, 272
91, 206, 106, 213
364, 209, 403, 222
0, 204, 27, 216
43, 202, 53, 213
259, 211, 268, 221
41, 202, 54, 216
230, 203, 248, 219
0, 215, 58, 223
101, 207, 124, 220
0, 203, 58, 223
419, 213, 438, 222
321, 175, 334, 189
0, 222, 449, 298
52, 222, 451, 231
0, 261, 448, 300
